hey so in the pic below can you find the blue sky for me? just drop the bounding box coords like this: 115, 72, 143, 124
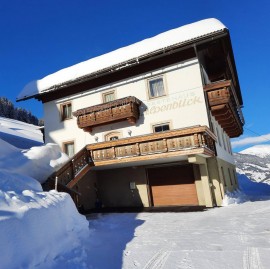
0, 0, 269, 151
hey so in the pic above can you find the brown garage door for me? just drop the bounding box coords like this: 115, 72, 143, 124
148, 165, 199, 206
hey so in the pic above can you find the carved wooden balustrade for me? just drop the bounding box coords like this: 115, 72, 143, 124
204, 80, 244, 138
73, 96, 141, 132
87, 125, 216, 165
49, 146, 94, 188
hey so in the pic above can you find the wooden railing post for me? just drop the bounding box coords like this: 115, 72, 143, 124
55, 176, 58, 191
163, 138, 168, 152
193, 133, 199, 147
71, 159, 75, 178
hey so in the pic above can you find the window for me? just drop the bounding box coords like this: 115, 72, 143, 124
228, 168, 233, 185
102, 91, 115, 103
105, 132, 122, 141
63, 141, 74, 157
216, 127, 221, 147
221, 166, 226, 187
153, 123, 170, 133
61, 102, 72, 121
148, 77, 166, 98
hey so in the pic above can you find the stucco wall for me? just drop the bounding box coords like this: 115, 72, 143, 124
211, 116, 235, 164
96, 167, 149, 208
43, 58, 210, 152
207, 157, 238, 206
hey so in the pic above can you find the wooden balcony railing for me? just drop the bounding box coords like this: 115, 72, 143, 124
49, 146, 94, 188
73, 96, 141, 132
204, 80, 244, 138
87, 125, 216, 165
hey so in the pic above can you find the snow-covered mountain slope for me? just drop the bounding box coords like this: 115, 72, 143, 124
234, 144, 270, 184
0, 116, 43, 149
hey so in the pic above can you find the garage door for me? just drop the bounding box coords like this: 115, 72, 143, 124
148, 165, 199, 206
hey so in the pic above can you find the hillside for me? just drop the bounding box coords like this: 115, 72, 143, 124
0, 116, 43, 149
234, 144, 270, 184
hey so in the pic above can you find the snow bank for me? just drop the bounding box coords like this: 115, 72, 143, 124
222, 173, 270, 206
0, 189, 89, 269
0, 121, 90, 268
0, 140, 69, 183
18, 18, 226, 100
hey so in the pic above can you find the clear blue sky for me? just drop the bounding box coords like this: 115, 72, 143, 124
1, 0, 269, 151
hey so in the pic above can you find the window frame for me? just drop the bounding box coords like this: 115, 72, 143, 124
152, 121, 171, 133
62, 140, 75, 158
147, 76, 167, 100
104, 131, 122, 141
102, 90, 116, 103
60, 102, 72, 121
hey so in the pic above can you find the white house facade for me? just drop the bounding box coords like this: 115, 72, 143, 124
18, 18, 244, 210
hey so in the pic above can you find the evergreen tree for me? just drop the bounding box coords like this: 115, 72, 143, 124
0, 97, 40, 125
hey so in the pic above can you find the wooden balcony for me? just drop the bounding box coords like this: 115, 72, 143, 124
87, 125, 216, 166
204, 80, 244, 138
73, 96, 141, 132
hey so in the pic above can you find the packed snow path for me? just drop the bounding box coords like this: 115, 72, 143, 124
85, 201, 270, 269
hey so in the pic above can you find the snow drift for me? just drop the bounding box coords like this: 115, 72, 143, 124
0, 119, 89, 269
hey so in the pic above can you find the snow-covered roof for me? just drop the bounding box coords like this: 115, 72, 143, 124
17, 18, 226, 101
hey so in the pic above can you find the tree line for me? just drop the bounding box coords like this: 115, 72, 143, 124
0, 97, 41, 126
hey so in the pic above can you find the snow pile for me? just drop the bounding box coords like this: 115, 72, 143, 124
0, 120, 89, 268
18, 18, 226, 100
0, 139, 69, 183
0, 189, 89, 269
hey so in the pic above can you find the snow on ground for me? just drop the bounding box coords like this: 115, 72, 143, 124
80, 175, 270, 269
84, 201, 270, 269
1, 117, 270, 268
0, 118, 90, 269
0, 116, 43, 149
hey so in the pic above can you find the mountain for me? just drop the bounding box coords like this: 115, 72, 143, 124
234, 144, 270, 184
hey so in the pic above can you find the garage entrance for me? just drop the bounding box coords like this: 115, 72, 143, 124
148, 164, 199, 206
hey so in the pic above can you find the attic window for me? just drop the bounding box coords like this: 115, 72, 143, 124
61, 102, 72, 121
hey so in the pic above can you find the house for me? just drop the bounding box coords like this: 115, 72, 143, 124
17, 18, 244, 210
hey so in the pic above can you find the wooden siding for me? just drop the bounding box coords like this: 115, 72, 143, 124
204, 80, 244, 138
73, 96, 141, 132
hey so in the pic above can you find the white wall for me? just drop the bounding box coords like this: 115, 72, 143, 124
44, 58, 210, 153
211, 116, 235, 164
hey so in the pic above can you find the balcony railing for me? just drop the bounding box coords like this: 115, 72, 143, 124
204, 80, 244, 138
51, 146, 94, 187
73, 96, 141, 132
87, 125, 216, 165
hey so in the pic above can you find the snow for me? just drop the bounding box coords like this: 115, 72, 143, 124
0, 116, 43, 149
0, 118, 89, 268
83, 201, 270, 269
240, 144, 270, 158
17, 18, 226, 100
1, 117, 270, 268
